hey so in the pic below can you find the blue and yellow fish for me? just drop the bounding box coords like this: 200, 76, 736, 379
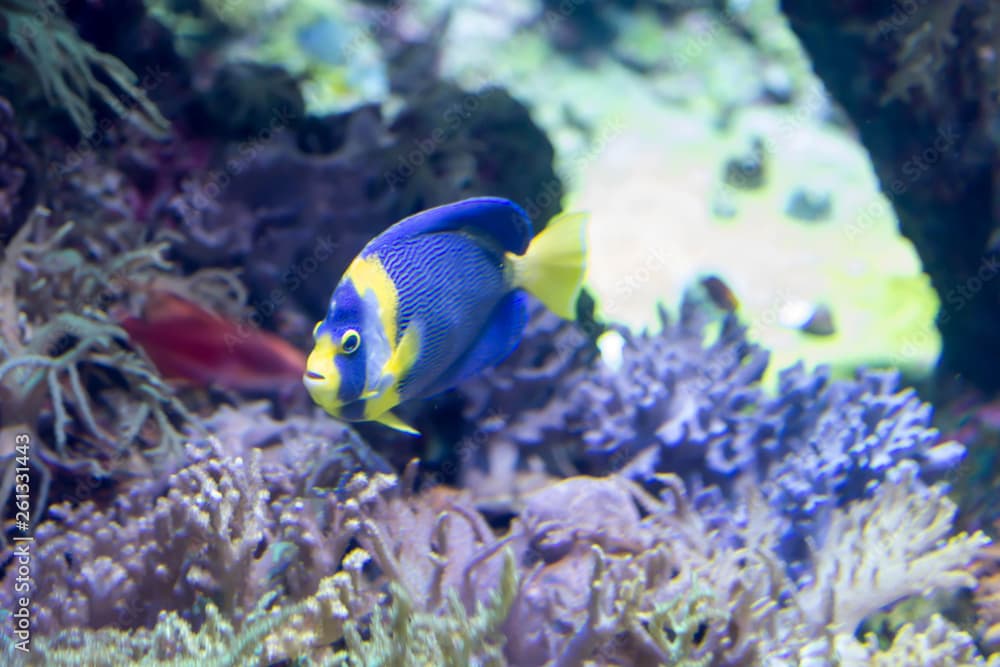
303, 197, 588, 434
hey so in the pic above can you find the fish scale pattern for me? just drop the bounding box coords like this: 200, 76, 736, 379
376, 232, 509, 399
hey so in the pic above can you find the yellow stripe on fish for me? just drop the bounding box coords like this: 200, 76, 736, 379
344, 254, 398, 346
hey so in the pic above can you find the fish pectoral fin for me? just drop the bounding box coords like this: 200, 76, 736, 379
374, 411, 420, 436
384, 324, 421, 382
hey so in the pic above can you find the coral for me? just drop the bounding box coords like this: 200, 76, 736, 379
566, 305, 769, 479
860, 614, 1000, 667
459, 297, 598, 450
2, 588, 301, 667
0, 209, 196, 537
759, 364, 967, 565
462, 298, 962, 565
461, 300, 770, 482
974, 535, 1000, 653
0, 423, 517, 664
796, 463, 988, 637
337, 548, 518, 666
11, 448, 272, 634
0, 0, 169, 137
1, 436, 990, 665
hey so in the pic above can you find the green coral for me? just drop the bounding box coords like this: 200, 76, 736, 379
337, 548, 518, 666
0, 0, 169, 136
6, 592, 293, 667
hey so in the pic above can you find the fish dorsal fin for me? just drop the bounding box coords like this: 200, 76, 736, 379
369, 197, 534, 256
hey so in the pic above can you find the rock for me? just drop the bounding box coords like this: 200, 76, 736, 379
762, 62, 794, 104
785, 186, 832, 222
722, 137, 766, 190
780, 300, 835, 336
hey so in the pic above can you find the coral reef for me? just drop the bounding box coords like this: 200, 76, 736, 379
2, 295, 991, 664
2, 444, 989, 664
0, 208, 197, 539
461, 299, 965, 567
780, 0, 1000, 392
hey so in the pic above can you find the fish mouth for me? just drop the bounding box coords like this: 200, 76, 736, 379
303, 372, 337, 406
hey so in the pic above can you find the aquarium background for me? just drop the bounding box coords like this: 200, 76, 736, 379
0, 0, 999, 664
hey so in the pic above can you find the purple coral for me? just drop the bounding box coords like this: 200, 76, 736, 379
461, 300, 771, 484
759, 364, 966, 566
461, 296, 966, 576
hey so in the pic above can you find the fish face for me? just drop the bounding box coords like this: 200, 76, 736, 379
303, 275, 394, 420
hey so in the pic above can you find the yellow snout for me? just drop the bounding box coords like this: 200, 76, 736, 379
304, 335, 341, 414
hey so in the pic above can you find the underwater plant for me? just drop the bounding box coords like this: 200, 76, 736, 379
0, 0, 169, 137
0, 208, 198, 539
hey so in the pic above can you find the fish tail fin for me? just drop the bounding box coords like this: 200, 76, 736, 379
510, 211, 588, 320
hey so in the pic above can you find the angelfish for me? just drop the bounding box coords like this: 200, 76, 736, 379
303, 197, 588, 434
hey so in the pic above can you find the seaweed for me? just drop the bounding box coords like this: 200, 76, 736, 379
0, 0, 169, 137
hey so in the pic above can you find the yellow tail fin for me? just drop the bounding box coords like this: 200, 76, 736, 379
511, 211, 588, 319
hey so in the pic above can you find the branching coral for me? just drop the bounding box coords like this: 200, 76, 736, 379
462, 298, 963, 558
461, 300, 770, 481
1, 438, 990, 665
974, 532, 1000, 653
0, 0, 169, 136
796, 463, 988, 638
0, 209, 197, 537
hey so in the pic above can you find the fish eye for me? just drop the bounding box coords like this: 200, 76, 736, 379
340, 329, 361, 354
